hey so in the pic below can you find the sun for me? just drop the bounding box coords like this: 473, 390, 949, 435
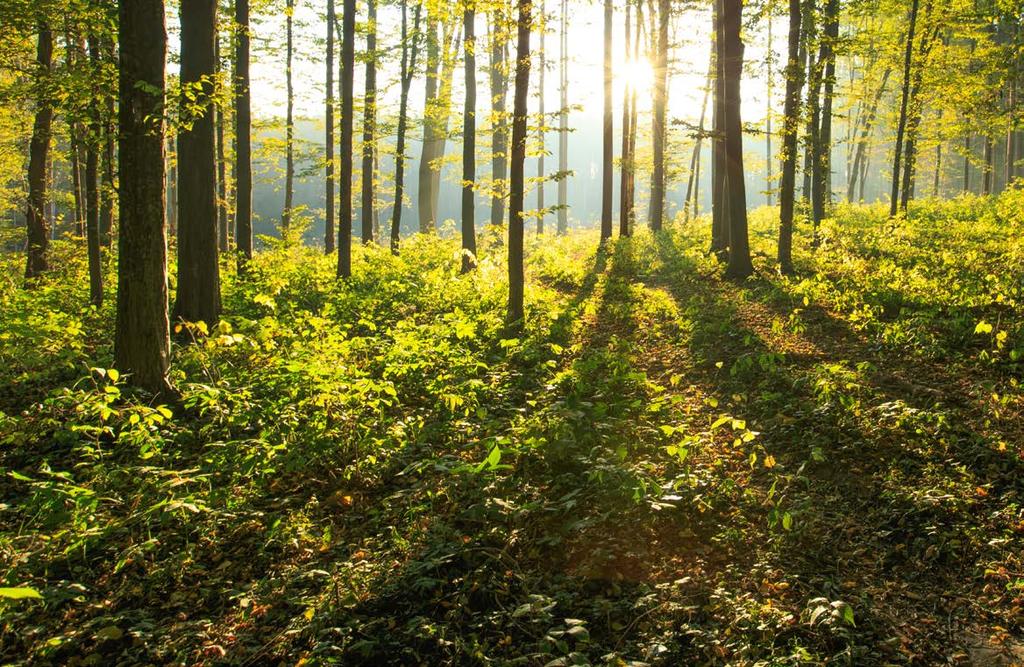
618, 57, 655, 99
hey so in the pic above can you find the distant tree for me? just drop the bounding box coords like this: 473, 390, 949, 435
777, 0, 803, 275
282, 0, 295, 230
361, 0, 377, 244
25, 22, 53, 281
235, 0, 253, 268
489, 1, 510, 229
325, 0, 336, 252
462, 0, 477, 272
890, 0, 920, 217
389, 0, 422, 253
86, 31, 103, 305
649, 0, 668, 231
338, 0, 355, 277
600, 0, 612, 241
556, 0, 568, 234
115, 0, 173, 395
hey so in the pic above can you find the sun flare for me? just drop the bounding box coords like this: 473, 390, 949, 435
617, 58, 655, 98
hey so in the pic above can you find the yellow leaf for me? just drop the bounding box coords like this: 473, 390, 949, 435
764, 455, 776, 469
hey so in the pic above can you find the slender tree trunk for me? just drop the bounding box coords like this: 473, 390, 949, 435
847, 68, 891, 201
326, 0, 336, 252
86, 33, 104, 305
649, 0, 669, 230
115, 0, 172, 395
283, 0, 294, 231
463, 3, 478, 271
490, 5, 509, 228
627, 4, 639, 226
25, 23, 53, 280
216, 37, 228, 252
537, 0, 546, 234
889, 0, 919, 217
600, 0, 613, 240
67, 30, 85, 238
390, 0, 422, 252
167, 136, 177, 236
557, 0, 568, 234
811, 0, 837, 240
174, 0, 221, 326
984, 135, 993, 194
507, 0, 531, 325
619, 0, 632, 236
766, 16, 773, 207
710, 2, 729, 256
685, 49, 714, 220
722, 0, 752, 279
963, 134, 971, 193
361, 0, 377, 243
235, 0, 253, 267
778, 0, 802, 274
338, 0, 356, 276
100, 36, 115, 248
933, 142, 942, 197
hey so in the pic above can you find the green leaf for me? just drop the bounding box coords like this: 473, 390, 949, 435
782, 512, 793, 531
486, 445, 501, 468
107, 368, 120, 382
975, 320, 993, 334
0, 587, 42, 600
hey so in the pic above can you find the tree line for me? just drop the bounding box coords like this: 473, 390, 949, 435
2, 0, 1022, 394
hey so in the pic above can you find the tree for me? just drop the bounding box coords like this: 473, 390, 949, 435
619, 0, 633, 237
235, 0, 253, 268
507, 0, 531, 325
86, 31, 103, 305
462, 0, 477, 271
777, 0, 803, 275
326, 0, 335, 253
215, 36, 229, 252
361, 0, 377, 244
536, 0, 546, 235
174, 0, 221, 326
556, 0, 568, 234
489, 3, 510, 229
418, 11, 460, 233
338, 0, 355, 277
25, 22, 53, 281
890, 0, 920, 217
721, 0, 752, 279
710, 2, 728, 257
282, 0, 295, 231
600, 0, 612, 241
115, 0, 173, 395
810, 0, 837, 238
389, 0, 422, 253
649, 0, 668, 231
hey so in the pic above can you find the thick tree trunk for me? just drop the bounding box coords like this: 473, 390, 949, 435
283, 0, 294, 231
86, 33, 104, 305
115, 0, 172, 395
721, 0, 752, 279
174, 0, 221, 326
490, 5, 509, 229
649, 0, 669, 230
234, 0, 253, 267
600, 0, 612, 240
391, 0, 422, 252
326, 0, 336, 252
507, 0, 531, 325
777, 0, 802, 275
463, 4, 477, 271
889, 0, 919, 217
361, 0, 377, 243
25, 24, 53, 280
338, 0, 356, 276
557, 0, 568, 234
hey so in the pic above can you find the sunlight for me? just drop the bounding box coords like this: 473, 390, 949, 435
617, 57, 655, 99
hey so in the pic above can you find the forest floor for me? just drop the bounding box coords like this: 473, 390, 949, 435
2, 198, 1024, 665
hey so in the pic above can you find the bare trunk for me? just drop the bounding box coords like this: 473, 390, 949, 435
338, 0, 356, 276
25, 23, 53, 280
361, 0, 377, 243
777, 0, 802, 274
847, 68, 891, 201
283, 0, 294, 230
722, 0, 752, 279
507, 0, 531, 325
234, 0, 253, 266
600, 0, 612, 240
390, 0, 422, 252
619, 1, 632, 236
86, 33, 104, 305
490, 5, 509, 228
889, 0, 919, 216
556, 0, 568, 234
649, 0, 669, 230
462, 4, 477, 271
326, 0, 336, 251
537, 0, 546, 234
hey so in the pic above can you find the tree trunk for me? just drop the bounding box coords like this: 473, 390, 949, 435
889, 0, 919, 217
710, 2, 728, 256
235, 0, 253, 267
685, 48, 714, 220
391, 0, 422, 252
100, 36, 115, 248
25, 23, 53, 281
115, 0, 172, 395
537, 0, 546, 234
766, 16, 773, 207
777, 0, 802, 275
933, 142, 942, 197
326, 0, 336, 252
811, 0, 837, 239
490, 5, 509, 228
418, 14, 440, 232
462, 3, 477, 271
174, 0, 221, 326
721, 0, 752, 279
283, 0, 294, 231
215, 37, 228, 252
557, 0, 568, 234
984, 135, 993, 194
338, 0, 356, 276
86, 33, 104, 305
600, 0, 613, 240
619, 0, 632, 236
847, 68, 891, 201
361, 0, 377, 243
507, 0, 531, 325
649, 0, 669, 231
963, 134, 971, 193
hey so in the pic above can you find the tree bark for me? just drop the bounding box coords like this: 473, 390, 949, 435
777, 0, 802, 275
811, 0, 837, 239
100, 35, 116, 248
86, 33, 104, 305
685, 46, 714, 220
338, 0, 356, 276
537, 0, 546, 234
721, 0, 752, 279
710, 2, 728, 256
463, 3, 478, 271
283, 0, 294, 231
216, 37, 229, 252
234, 0, 253, 267
847, 67, 891, 201
619, 0, 632, 237
507, 0, 531, 325
963, 134, 971, 193
115, 0, 173, 395
490, 4, 510, 228
361, 0, 377, 243
174, 0, 221, 326
600, 0, 613, 240
557, 0, 568, 234
649, 0, 669, 230
25, 23, 53, 281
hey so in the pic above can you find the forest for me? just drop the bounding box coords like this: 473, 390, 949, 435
2, 0, 1024, 663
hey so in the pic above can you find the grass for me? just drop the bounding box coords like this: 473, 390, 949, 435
1, 194, 1023, 665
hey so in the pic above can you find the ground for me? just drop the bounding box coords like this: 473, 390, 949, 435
1, 198, 1023, 665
